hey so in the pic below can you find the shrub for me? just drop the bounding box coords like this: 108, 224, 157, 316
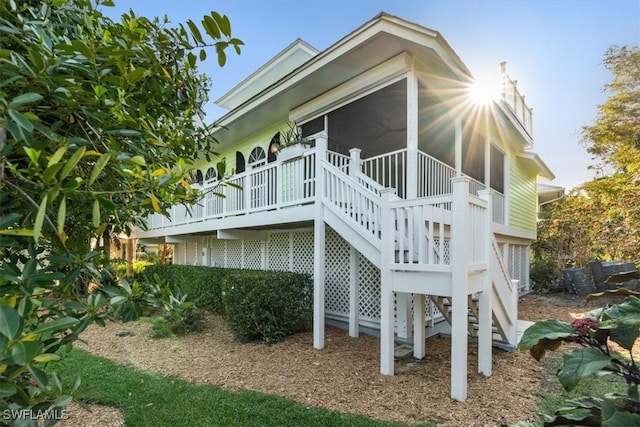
141, 265, 240, 314
223, 271, 312, 343
530, 256, 559, 291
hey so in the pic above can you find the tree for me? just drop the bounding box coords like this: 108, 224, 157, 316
0, 0, 242, 422
533, 46, 640, 278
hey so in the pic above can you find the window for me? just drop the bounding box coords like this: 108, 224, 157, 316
490, 144, 505, 194
205, 167, 217, 182
247, 146, 266, 169
236, 152, 245, 173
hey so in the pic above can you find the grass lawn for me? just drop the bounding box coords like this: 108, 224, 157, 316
49, 349, 422, 427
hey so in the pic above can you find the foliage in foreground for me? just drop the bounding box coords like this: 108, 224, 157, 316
49, 349, 407, 427
0, 0, 242, 423
516, 289, 640, 426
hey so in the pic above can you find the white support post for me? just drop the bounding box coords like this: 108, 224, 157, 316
313, 136, 328, 350
454, 118, 463, 176
413, 293, 426, 359
380, 188, 396, 375
349, 148, 361, 178
244, 172, 252, 213
349, 245, 359, 338
450, 176, 470, 401
477, 189, 493, 377
406, 70, 418, 199
396, 295, 412, 339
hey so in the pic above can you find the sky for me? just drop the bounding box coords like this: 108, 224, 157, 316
103, 1, 640, 190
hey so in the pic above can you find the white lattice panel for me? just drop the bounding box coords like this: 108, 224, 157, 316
226, 240, 242, 268
268, 232, 290, 271
211, 239, 225, 268
510, 244, 527, 292
325, 229, 350, 315
244, 240, 263, 270
292, 230, 314, 274
186, 242, 198, 265
359, 254, 380, 321
173, 243, 186, 265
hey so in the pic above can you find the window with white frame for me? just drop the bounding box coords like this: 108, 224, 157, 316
247, 146, 266, 169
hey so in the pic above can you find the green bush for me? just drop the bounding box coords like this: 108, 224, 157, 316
530, 256, 559, 291
141, 264, 240, 314
223, 271, 313, 343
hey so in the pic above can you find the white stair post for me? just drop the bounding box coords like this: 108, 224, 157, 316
313, 135, 328, 350
380, 188, 396, 375
413, 293, 426, 359
477, 189, 493, 377
450, 176, 470, 401
349, 148, 361, 177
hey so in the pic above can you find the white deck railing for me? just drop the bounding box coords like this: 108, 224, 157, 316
501, 72, 533, 137
144, 142, 506, 230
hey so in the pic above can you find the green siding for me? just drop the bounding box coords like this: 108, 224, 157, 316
509, 157, 537, 235
194, 122, 287, 176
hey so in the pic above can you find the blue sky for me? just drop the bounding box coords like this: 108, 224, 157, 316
103, 1, 640, 190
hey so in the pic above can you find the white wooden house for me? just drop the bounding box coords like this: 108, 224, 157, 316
135, 13, 554, 401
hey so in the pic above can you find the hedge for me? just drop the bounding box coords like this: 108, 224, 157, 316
140, 264, 244, 314
223, 270, 313, 343
139, 265, 313, 343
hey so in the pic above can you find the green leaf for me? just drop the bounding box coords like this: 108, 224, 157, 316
199, 48, 207, 61
0, 213, 22, 229
33, 195, 47, 243
558, 347, 613, 391
0, 382, 17, 398
88, 152, 110, 187
11, 340, 42, 365
57, 197, 66, 235
609, 323, 639, 350
187, 19, 203, 45
92, 199, 100, 228
42, 162, 64, 183
130, 155, 146, 166
0, 305, 22, 339
96, 195, 116, 211
48, 146, 67, 167
202, 15, 220, 39
616, 296, 640, 325
187, 52, 197, 68
518, 319, 576, 351
9, 108, 34, 131
59, 146, 86, 180
9, 92, 43, 108
28, 365, 48, 388
32, 317, 78, 335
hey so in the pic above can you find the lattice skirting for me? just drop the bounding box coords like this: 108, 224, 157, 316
171, 227, 453, 333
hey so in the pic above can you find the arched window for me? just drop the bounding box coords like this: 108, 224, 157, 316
236, 152, 245, 173
205, 167, 217, 183
195, 170, 203, 185
267, 132, 280, 163
247, 146, 266, 169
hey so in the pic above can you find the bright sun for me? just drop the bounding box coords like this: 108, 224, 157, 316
468, 74, 502, 105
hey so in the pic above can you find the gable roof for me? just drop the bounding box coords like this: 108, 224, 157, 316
210, 12, 474, 144
215, 39, 319, 110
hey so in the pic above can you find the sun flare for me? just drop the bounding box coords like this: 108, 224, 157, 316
468, 74, 502, 105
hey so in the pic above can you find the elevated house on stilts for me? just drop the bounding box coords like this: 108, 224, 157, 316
135, 12, 554, 400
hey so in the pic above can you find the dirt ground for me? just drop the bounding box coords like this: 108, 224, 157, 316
57, 292, 617, 427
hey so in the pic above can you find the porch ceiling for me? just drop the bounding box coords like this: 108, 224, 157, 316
213, 28, 466, 149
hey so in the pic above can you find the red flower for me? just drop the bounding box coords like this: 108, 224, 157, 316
571, 318, 598, 336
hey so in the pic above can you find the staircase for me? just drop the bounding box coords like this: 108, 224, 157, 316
319, 158, 518, 348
